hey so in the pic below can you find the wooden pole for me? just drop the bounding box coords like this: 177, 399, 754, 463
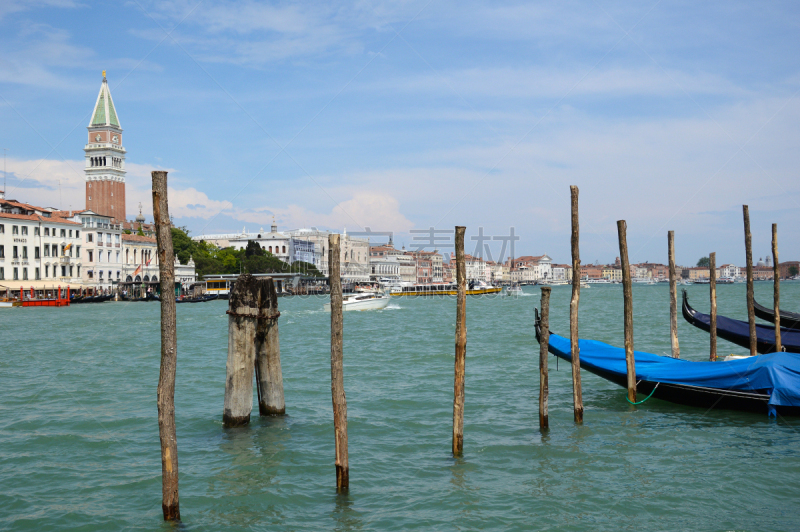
329, 233, 348, 490
223, 274, 259, 427
255, 277, 285, 416
152, 170, 179, 521
453, 226, 467, 454
617, 220, 636, 403
668, 231, 680, 358
569, 186, 584, 423
709, 252, 717, 362
772, 224, 782, 352
743, 205, 757, 356
539, 286, 551, 430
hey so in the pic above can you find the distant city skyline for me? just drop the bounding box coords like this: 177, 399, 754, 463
1, 1, 798, 267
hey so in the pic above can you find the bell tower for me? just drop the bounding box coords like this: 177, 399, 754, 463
85, 71, 126, 221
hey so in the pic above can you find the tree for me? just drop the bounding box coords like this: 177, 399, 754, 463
789, 265, 799, 278
696, 256, 710, 268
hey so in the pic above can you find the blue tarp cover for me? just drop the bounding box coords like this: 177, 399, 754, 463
547, 332, 800, 411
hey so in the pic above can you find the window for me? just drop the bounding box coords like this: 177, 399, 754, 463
87, 233, 93, 243
0, 245, 3, 258
115, 234, 119, 244
107, 251, 111, 262
13, 267, 19, 280
35, 247, 40, 259
61, 229, 66, 238
106, 234, 111, 244
35, 267, 40, 280
116, 251, 120, 262
76, 230, 80, 238
0, 224, 3, 233
69, 266, 74, 277
61, 266, 66, 277
45, 265, 49, 278
76, 246, 80, 258
13, 246, 18, 259
22, 267, 28, 280
12, 225, 18, 235
44, 227, 49, 236
34, 227, 40, 236
21, 226, 28, 235
77, 266, 80, 276
99, 270, 103, 279
22, 247, 27, 260
0, 267, 3, 280
69, 246, 73, 258
88, 251, 93, 262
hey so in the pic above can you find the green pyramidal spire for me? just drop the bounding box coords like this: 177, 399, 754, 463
90, 71, 121, 128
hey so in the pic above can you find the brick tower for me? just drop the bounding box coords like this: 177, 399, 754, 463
85, 71, 126, 221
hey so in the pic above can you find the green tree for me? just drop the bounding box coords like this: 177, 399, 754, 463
789, 265, 799, 277
696, 256, 710, 268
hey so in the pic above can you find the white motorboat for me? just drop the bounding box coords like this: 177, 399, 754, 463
505, 283, 523, 296
324, 291, 390, 312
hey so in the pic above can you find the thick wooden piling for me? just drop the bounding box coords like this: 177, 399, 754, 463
617, 220, 636, 403
772, 224, 782, 352
453, 226, 467, 454
539, 286, 551, 430
223, 275, 259, 427
152, 170, 180, 521
668, 231, 680, 358
743, 205, 757, 356
255, 279, 285, 416
329, 234, 349, 490
709, 252, 718, 361
569, 186, 584, 423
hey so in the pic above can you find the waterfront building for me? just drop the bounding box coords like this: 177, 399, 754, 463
408, 250, 444, 284
396, 252, 417, 284
720, 264, 741, 279
85, 72, 126, 221
0, 199, 83, 291
285, 228, 369, 282
74, 209, 123, 292
551, 264, 572, 282
779, 261, 800, 279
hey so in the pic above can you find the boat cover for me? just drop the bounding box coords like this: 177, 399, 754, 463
546, 332, 800, 414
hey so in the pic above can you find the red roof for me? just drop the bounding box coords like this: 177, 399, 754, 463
122, 233, 157, 243
0, 211, 81, 225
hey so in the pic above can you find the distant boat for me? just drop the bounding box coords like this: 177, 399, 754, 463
324, 292, 390, 311
681, 291, 800, 354
753, 300, 800, 330
505, 283, 523, 296
535, 309, 800, 416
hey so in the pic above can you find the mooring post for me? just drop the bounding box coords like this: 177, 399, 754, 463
772, 224, 782, 352
668, 231, 680, 358
254, 277, 285, 416
152, 170, 180, 521
453, 226, 467, 455
617, 220, 636, 403
569, 186, 584, 423
539, 286, 551, 430
223, 274, 259, 427
743, 205, 757, 356
709, 252, 718, 361
329, 233, 349, 490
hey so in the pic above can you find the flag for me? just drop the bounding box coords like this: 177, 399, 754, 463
146, 257, 152, 266
133, 264, 142, 277
64, 243, 72, 251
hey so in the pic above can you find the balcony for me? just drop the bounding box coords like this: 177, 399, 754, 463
60, 256, 71, 264
115, 243, 120, 248
98, 242, 104, 247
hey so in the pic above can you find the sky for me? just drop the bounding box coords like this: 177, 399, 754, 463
1, 0, 798, 267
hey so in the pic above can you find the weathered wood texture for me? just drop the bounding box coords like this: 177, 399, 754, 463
617, 220, 636, 403
569, 186, 584, 423
329, 234, 349, 490
223, 275, 258, 426
539, 286, 551, 430
772, 224, 782, 352
668, 231, 680, 358
743, 205, 757, 356
709, 252, 718, 362
254, 279, 285, 416
152, 170, 180, 521
453, 226, 467, 455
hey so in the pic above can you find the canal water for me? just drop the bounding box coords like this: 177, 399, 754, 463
1, 282, 799, 530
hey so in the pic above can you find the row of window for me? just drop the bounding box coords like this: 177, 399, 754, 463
0, 224, 79, 238
0, 245, 79, 259
0, 265, 79, 281
86, 232, 119, 244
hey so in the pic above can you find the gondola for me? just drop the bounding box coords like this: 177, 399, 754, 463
534, 309, 800, 416
71, 294, 113, 303
753, 299, 800, 330
175, 294, 219, 304
682, 291, 800, 353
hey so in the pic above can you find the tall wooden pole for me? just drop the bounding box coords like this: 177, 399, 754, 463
152, 170, 179, 521
329, 234, 348, 490
743, 205, 757, 356
772, 224, 782, 352
255, 278, 285, 416
539, 286, 551, 430
668, 231, 680, 358
569, 186, 583, 423
223, 275, 258, 427
453, 226, 467, 455
617, 220, 636, 403
709, 252, 718, 362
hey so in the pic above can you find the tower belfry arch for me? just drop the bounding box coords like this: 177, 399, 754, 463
84, 71, 126, 220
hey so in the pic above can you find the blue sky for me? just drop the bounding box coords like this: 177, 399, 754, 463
1, 0, 798, 266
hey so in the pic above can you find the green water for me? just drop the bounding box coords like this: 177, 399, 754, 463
1, 282, 799, 531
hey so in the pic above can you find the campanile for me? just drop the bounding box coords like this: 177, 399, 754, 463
85, 71, 126, 221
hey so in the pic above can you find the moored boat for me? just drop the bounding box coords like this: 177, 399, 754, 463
390, 280, 502, 296
682, 291, 800, 354
535, 309, 800, 416
753, 299, 800, 330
